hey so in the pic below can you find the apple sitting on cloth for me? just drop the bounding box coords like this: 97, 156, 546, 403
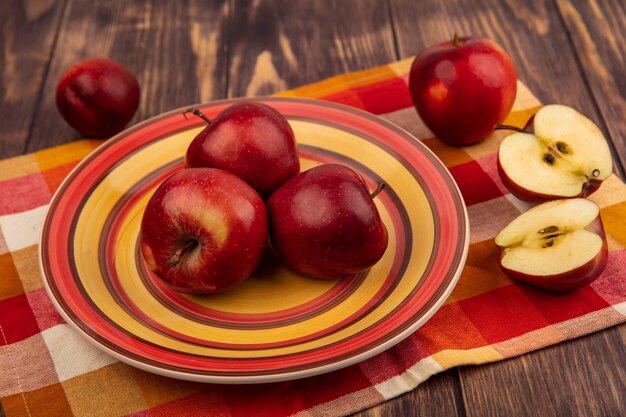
497, 105, 613, 202
140, 168, 268, 294
495, 198, 607, 292
408, 34, 517, 146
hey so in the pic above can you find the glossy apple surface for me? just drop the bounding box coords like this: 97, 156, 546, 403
498, 105, 613, 202
495, 199, 607, 291
408, 35, 517, 146
140, 168, 268, 293
185, 101, 300, 197
56, 57, 140, 138
267, 164, 388, 279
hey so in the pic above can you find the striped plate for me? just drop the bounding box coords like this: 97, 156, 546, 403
39, 97, 469, 383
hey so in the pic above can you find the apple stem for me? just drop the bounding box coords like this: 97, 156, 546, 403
493, 124, 527, 133
183, 108, 212, 125
168, 239, 199, 267
370, 183, 386, 199
453, 33, 461, 47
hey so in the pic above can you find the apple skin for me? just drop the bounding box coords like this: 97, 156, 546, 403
140, 168, 268, 294
496, 157, 603, 202
56, 57, 140, 138
496, 217, 608, 292
185, 101, 300, 198
408, 36, 517, 146
267, 164, 388, 279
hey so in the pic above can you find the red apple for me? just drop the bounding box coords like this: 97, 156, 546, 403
56, 57, 140, 138
267, 164, 388, 279
497, 105, 613, 202
185, 101, 300, 198
408, 34, 517, 146
140, 168, 268, 293
495, 198, 607, 291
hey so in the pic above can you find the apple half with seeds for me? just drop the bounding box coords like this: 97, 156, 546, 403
495, 198, 607, 291
498, 105, 613, 202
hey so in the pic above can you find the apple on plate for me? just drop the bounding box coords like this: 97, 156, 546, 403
267, 164, 388, 280
56, 57, 140, 138
184, 101, 300, 198
497, 105, 613, 202
408, 34, 517, 146
495, 198, 607, 291
140, 168, 268, 293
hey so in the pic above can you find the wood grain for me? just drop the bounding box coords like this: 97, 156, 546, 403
460, 325, 626, 417
228, 0, 398, 97
25, 0, 230, 152
353, 370, 464, 417
555, 0, 626, 175
0, 0, 66, 157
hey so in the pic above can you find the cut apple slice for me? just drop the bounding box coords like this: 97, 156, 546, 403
498, 105, 613, 202
495, 198, 607, 291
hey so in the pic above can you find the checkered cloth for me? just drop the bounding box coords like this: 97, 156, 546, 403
1, 58, 625, 417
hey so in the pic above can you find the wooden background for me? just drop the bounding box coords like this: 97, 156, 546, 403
1, 0, 625, 415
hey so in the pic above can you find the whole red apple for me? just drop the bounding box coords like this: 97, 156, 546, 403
140, 168, 268, 293
267, 164, 388, 279
495, 198, 607, 291
409, 34, 517, 146
185, 101, 300, 198
56, 57, 140, 138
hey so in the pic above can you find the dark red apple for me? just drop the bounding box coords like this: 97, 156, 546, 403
185, 101, 300, 197
56, 57, 140, 138
495, 198, 607, 291
497, 105, 613, 202
267, 164, 388, 279
408, 34, 517, 146
140, 168, 268, 293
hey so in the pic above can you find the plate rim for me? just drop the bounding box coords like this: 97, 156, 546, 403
38, 96, 470, 384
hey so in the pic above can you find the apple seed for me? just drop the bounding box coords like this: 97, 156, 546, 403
539, 225, 558, 234
556, 141, 569, 154
543, 153, 556, 165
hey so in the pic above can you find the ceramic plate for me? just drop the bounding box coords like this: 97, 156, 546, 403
39, 97, 469, 383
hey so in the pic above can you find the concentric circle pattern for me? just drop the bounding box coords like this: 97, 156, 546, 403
39, 98, 469, 383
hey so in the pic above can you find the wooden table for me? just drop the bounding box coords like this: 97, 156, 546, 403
1, 0, 624, 416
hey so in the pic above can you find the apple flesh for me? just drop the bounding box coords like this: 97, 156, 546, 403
408, 34, 517, 146
267, 164, 388, 279
185, 102, 300, 198
140, 168, 268, 293
495, 198, 607, 291
56, 57, 140, 138
498, 105, 613, 202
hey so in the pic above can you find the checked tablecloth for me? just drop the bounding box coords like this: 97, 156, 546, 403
1, 58, 625, 417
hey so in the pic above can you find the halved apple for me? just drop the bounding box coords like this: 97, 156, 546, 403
498, 105, 613, 202
495, 198, 607, 291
